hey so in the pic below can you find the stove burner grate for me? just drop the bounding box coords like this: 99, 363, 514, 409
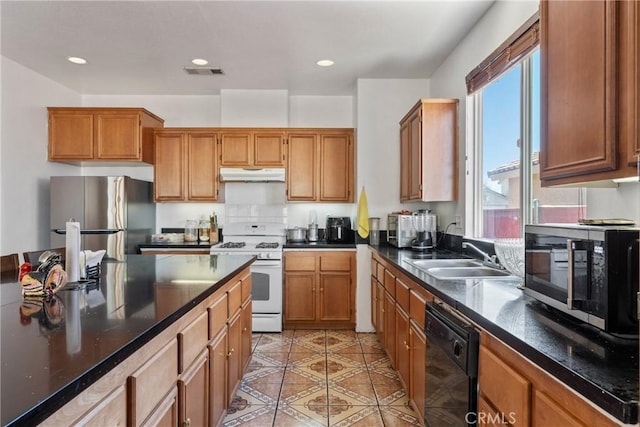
256, 242, 279, 249
219, 242, 246, 249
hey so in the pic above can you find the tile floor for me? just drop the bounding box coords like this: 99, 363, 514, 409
222, 330, 423, 426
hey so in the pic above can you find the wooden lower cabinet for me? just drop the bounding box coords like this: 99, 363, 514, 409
409, 321, 426, 422
383, 291, 396, 368
142, 387, 179, 427
178, 350, 209, 427
395, 305, 410, 390
479, 333, 619, 427
72, 385, 127, 426
241, 299, 253, 372
375, 281, 385, 340
227, 311, 242, 403
128, 338, 179, 426
284, 251, 355, 329
42, 267, 252, 427
209, 329, 228, 426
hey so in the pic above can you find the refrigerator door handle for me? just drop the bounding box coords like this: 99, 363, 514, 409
53, 229, 123, 235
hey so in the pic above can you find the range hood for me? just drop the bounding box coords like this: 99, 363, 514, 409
219, 167, 286, 182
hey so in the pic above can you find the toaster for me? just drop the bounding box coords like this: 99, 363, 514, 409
387, 214, 416, 248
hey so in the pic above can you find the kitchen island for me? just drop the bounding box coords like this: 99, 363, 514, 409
371, 245, 638, 425
0, 254, 254, 426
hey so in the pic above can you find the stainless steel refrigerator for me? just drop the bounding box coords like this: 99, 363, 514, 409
50, 176, 155, 261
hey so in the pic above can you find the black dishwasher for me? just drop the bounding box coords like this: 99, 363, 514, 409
425, 302, 480, 426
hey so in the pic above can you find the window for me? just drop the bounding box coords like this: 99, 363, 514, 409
466, 16, 586, 240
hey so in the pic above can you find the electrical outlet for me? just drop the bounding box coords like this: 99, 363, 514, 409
455, 215, 462, 228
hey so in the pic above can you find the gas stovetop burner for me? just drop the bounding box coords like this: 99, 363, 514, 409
256, 242, 279, 249
219, 242, 246, 249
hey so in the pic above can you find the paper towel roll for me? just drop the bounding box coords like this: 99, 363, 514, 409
65, 220, 81, 283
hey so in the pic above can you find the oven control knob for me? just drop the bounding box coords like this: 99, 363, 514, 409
263, 252, 270, 259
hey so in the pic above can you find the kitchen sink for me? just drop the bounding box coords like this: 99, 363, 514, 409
426, 266, 512, 279
403, 258, 481, 269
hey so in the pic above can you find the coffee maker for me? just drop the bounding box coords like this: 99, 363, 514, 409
411, 210, 437, 251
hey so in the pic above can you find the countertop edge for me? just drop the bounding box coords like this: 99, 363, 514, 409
8, 256, 256, 427
371, 247, 638, 424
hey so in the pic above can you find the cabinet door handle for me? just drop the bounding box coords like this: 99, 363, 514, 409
183, 418, 191, 427
320, 288, 324, 292
243, 327, 248, 332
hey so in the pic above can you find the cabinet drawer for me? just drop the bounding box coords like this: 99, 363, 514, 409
383, 269, 396, 298
128, 338, 178, 426
178, 311, 208, 374
285, 253, 316, 271
409, 289, 427, 326
376, 263, 385, 281
479, 346, 530, 426
228, 280, 242, 318
320, 253, 352, 271
208, 292, 228, 340
532, 389, 585, 427
241, 273, 252, 302
395, 278, 410, 312
371, 259, 378, 280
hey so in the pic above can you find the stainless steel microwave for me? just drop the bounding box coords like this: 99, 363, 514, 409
524, 224, 639, 336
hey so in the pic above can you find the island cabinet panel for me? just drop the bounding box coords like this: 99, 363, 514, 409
128, 338, 179, 426
286, 129, 354, 202
39, 265, 253, 427
208, 329, 228, 427
227, 311, 243, 403
208, 292, 228, 340
241, 299, 253, 371
154, 129, 219, 202
178, 350, 209, 427
540, 0, 640, 185
48, 107, 163, 164
141, 387, 178, 427
398, 99, 458, 202
70, 385, 127, 426
479, 332, 620, 427
178, 311, 209, 374
284, 251, 355, 329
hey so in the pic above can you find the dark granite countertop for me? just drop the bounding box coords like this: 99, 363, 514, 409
1, 254, 254, 427
372, 245, 638, 424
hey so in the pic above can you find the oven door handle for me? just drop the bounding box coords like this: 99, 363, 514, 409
252, 260, 282, 267
567, 239, 575, 310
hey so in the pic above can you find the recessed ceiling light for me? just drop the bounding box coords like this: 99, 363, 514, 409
192, 58, 209, 66
316, 59, 334, 67
67, 56, 87, 65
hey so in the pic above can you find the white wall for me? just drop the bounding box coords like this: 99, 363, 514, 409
587, 183, 640, 223
1, 57, 81, 256
428, 0, 539, 233
355, 79, 431, 230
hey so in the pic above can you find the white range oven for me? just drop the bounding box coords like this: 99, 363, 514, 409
210, 222, 285, 332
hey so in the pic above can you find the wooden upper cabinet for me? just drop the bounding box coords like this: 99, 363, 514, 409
219, 129, 285, 167
541, 0, 639, 185
620, 0, 640, 168
319, 132, 354, 202
154, 129, 219, 202
287, 132, 317, 201
286, 129, 354, 202
399, 99, 458, 202
48, 107, 164, 165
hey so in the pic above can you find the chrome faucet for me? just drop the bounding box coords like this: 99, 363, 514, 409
462, 242, 502, 269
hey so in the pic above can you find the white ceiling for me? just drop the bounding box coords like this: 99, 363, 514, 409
1, 0, 494, 96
